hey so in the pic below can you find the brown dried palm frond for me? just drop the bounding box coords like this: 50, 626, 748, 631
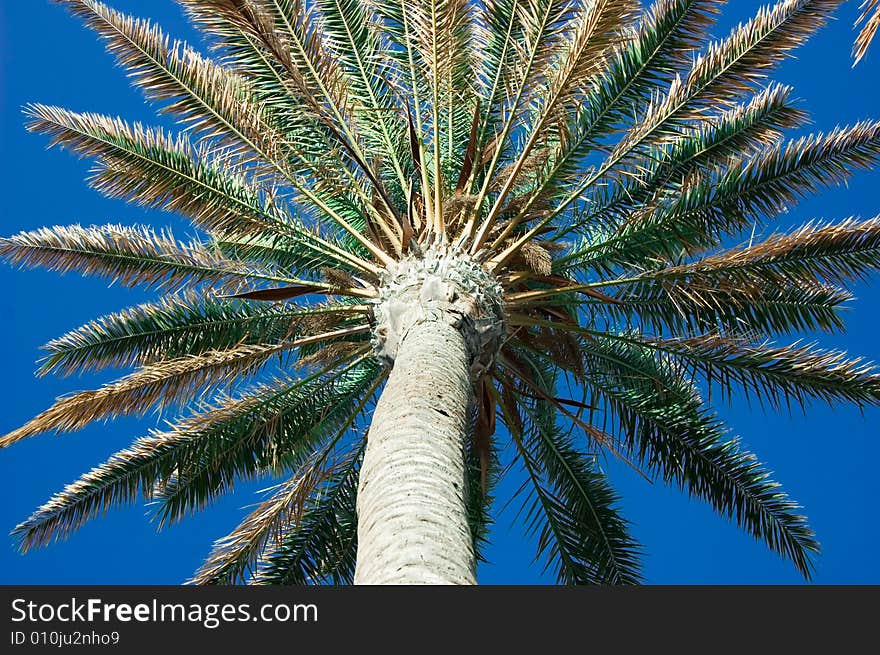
191, 453, 341, 585
652, 216, 880, 286
0, 326, 370, 448
854, 0, 880, 63
506, 240, 554, 276
296, 341, 368, 369
0, 224, 271, 292
57, 0, 285, 162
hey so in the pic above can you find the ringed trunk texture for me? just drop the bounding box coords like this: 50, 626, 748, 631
354, 317, 476, 585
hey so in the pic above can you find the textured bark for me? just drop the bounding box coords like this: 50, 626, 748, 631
354, 317, 476, 585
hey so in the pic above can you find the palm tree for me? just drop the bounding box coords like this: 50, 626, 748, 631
4, 0, 880, 585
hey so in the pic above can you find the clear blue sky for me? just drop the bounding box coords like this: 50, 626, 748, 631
1, 1, 879, 585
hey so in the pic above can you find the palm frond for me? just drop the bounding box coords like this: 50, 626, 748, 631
580, 338, 820, 578
0, 327, 370, 448
408, 0, 475, 214
55, 0, 283, 160
465, 0, 576, 240
315, 0, 410, 190
57, 0, 394, 266
27, 105, 369, 270
184, 0, 406, 241
586, 0, 724, 129
472, 0, 527, 152
560, 83, 807, 241
10, 356, 374, 551
617, 0, 841, 156
592, 278, 853, 335
473, 0, 638, 247
463, 400, 499, 564
594, 216, 880, 312
854, 0, 880, 63
37, 291, 363, 377
251, 444, 361, 584
605, 331, 880, 409
179, 0, 408, 237
511, 0, 725, 219
193, 454, 339, 585
498, 361, 642, 584
0, 224, 286, 291
156, 360, 380, 526
189, 365, 380, 585
488, 0, 845, 266
570, 121, 880, 271
659, 216, 880, 286
25, 103, 368, 274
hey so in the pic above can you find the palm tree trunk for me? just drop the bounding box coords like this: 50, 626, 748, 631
353, 317, 476, 585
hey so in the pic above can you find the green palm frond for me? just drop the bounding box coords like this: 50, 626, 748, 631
58, 0, 395, 266
189, 365, 381, 585
466, 0, 579, 243
613, 0, 840, 158
473, 0, 525, 152
498, 366, 642, 585
566, 122, 880, 272
150, 350, 374, 526
580, 338, 819, 578
854, 0, 880, 63
315, 0, 410, 189
407, 0, 475, 206
666, 0, 841, 110
192, 443, 365, 585
24, 103, 365, 273
473, 0, 637, 244
194, 455, 342, 585
524, 0, 724, 208
598, 331, 880, 409
177, 0, 296, 95
571, 216, 880, 335
463, 390, 500, 564
250, 444, 361, 585
154, 358, 379, 525
10, 356, 374, 552
56, 0, 284, 160
178, 0, 406, 236
593, 278, 853, 335
178, 0, 394, 219
488, 0, 845, 267
559, 83, 808, 246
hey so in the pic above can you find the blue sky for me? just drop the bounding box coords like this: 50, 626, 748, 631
1, 1, 879, 585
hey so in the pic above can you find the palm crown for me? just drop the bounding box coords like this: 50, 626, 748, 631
4, 0, 880, 584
